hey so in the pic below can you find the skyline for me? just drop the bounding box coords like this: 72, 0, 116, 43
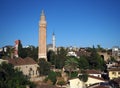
0, 0, 120, 48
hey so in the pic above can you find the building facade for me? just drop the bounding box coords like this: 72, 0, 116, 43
68, 76, 105, 88
108, 68, 120, 80
7, 57, 39, 78
112, 46, 120, 60
38, 10, 47, 60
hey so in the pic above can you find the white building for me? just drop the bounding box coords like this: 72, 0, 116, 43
67, 51, 77, 57
68, 78, 83, 88
67, 76, 106, 88
112, 46, 120, 60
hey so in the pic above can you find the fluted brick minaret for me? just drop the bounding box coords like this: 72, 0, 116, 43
38, 10, 47, 60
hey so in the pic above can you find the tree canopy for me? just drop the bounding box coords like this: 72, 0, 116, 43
65, 57, 78, 78
18, 43, 38, 61
47, 71, 57, 85
78, 56, 89, 70
38, 58, 51, 76
47, 47, 68, 69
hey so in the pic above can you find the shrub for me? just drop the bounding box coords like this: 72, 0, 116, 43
47, 71, 57, 85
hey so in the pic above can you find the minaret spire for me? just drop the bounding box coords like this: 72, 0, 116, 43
40, 10, 46, 22
41, 10, 44, 16
52, 32, 56, 51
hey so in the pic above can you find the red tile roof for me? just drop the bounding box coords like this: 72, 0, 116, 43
89, 75, 105, 81
86, 69, 101, 74
24, 57, 37, 65
7, 57, 37, 66
93, 85, 109, 88
108, 68, 120, 71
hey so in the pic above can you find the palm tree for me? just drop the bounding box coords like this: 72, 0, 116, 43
64, 57, 78, 78
78, 56, 89, 70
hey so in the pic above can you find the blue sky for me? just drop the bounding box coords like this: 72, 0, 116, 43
0, 0, 120, 48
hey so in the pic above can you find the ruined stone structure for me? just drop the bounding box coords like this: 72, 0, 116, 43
98, 52, 111, 61
14, 40, 19, 58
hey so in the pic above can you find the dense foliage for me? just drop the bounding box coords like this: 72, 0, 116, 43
77, 46, 107, 71
38, 58, 51, 76
70, 71, 78, 78
88, 46, 106, 70
0, 62, 35, 88
47, 71, 57, 85
18, 43, 38, 61
47, 47, 68, 69
18, 40, 23, 58
79, 70, 88, 82
65, 57, 78, 78
44, 71, 57, 85
79, 73, 88, 82
78, 56, 89, 70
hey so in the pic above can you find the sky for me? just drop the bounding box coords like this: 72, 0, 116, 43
0, 0, 120, 48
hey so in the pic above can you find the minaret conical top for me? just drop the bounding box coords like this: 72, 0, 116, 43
41, 10, 45, 16
40, 10, 46, 24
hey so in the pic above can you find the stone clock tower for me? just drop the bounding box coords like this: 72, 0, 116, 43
38, 10, 47, 60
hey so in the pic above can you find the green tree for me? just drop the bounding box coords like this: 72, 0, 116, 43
65, 57, 78, 78
47, 47, 69, 69
97, 45, 102, 52
18, 44, 38, 61
79, 70, 88, 88
47, 71, 57, 85
87, 46, 106, 71
38, 58, 51, 76
32, 46, 38, 61
18, 40, 25, 58
97, 45, 106, 52
55, 47, 68, 69
88, 46, 101, 69
71, 71, 78, 78
79, 74, 88, 82
47, 50, 56, 65
99, 56, 106, 71
78, 56, 89, 70
24, 46, 38, 61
